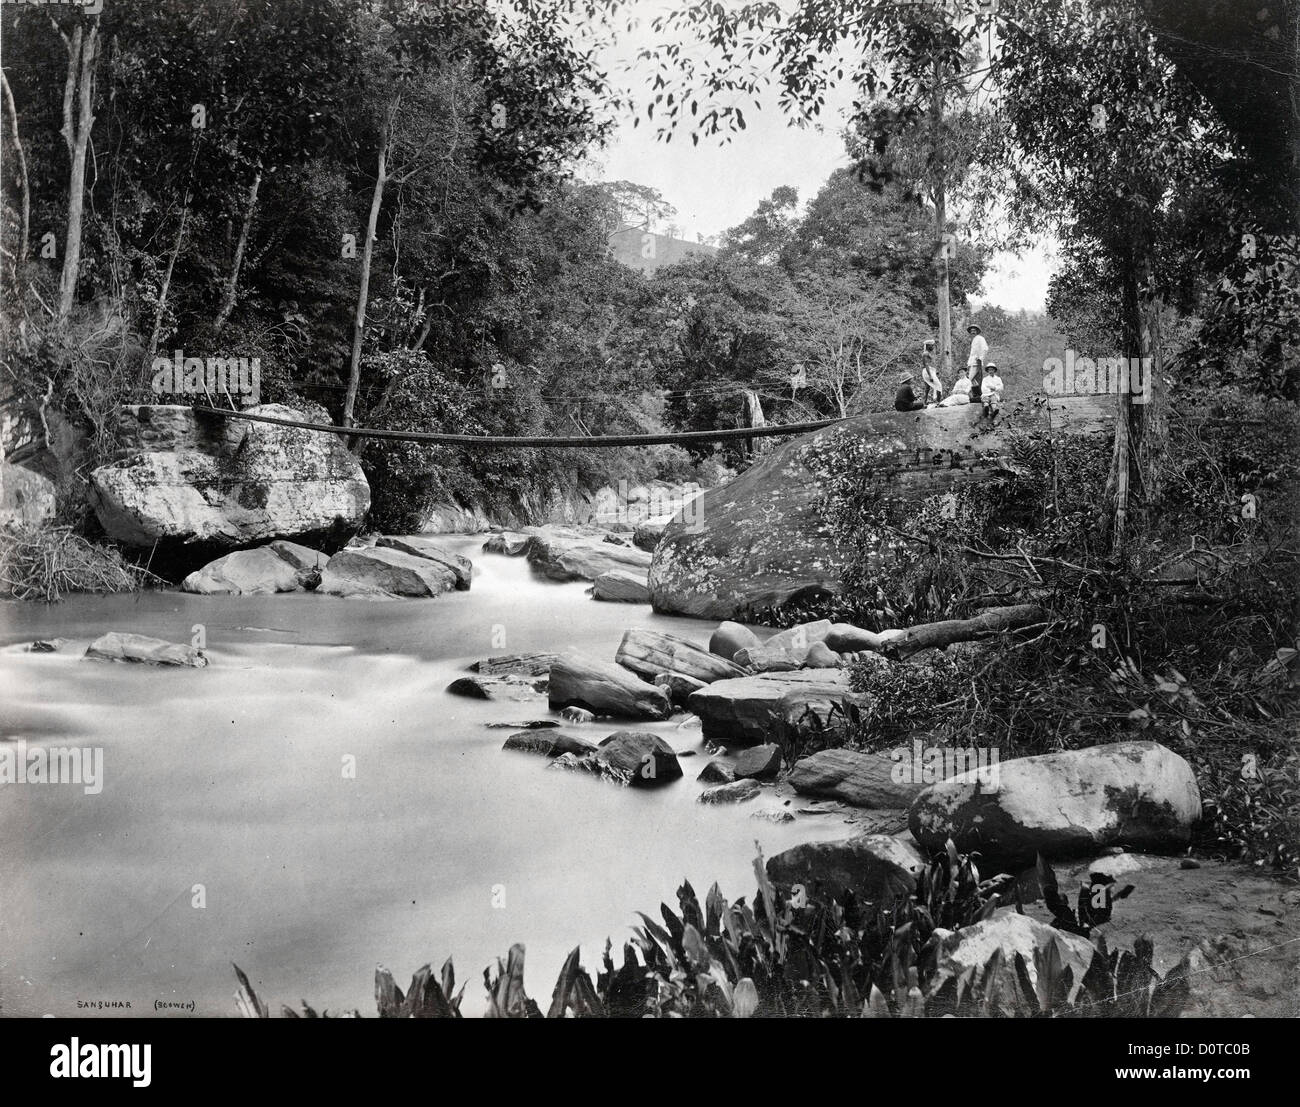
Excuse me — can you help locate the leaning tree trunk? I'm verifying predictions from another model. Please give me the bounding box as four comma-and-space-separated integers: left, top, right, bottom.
343, 124, 390, 434
214, 165, 263, 334
55, 18, 99, 333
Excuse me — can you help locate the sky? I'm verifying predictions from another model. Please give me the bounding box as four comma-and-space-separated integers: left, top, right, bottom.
581, 1, 1054, 313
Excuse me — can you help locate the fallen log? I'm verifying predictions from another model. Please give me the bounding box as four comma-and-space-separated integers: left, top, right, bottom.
875, 604, 1046, 659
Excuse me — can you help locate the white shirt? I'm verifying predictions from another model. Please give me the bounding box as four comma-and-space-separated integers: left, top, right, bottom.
967, 335, 988, 367
981, 372, 1003, 397
948, 374, 971, 399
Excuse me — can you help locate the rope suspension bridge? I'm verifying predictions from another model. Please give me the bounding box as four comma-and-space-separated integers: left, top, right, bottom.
192, 404, 841, 448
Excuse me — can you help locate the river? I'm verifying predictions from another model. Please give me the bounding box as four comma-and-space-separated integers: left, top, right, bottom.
0, 536, 851, 1017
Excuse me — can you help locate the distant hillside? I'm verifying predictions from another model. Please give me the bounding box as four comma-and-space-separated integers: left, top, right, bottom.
608, 227, 719, 274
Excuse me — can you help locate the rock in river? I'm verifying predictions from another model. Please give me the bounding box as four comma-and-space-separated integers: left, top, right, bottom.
708, 620, 761, 662
89, 403, 368, 573
591, 569, 650, 603
526, 532, 652, 583
84, 632, 208, 667
319, 547, 458, 598
502, 731, 596, 757
615, 628, 746, 685
908, 741, 1202, 866
698, 779, 761, 805
182, 546, 306, 595
733, 743, 782, 781
551, 731, 682, 786
375, 535, 472, 590
547, 652, 672, 720
447, 675, 546, 701
686, 669, 856, 746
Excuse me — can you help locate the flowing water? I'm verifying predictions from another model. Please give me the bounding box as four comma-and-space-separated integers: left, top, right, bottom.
0, 536, 850, 1017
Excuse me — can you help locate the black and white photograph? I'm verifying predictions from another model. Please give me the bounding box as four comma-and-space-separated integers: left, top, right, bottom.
0, 0, 1296, 1058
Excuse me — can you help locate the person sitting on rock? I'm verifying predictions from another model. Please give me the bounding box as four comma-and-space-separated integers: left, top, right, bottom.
938, 366, 973, 406
894, 371, 925, 411
980, 363, 1004, 417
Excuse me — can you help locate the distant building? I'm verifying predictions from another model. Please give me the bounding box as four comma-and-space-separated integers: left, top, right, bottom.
608, 226, 719, 275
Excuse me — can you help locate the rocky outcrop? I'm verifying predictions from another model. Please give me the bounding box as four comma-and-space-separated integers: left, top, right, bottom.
89, 404, 368, 574
84, 632, 207, 667
375, 536, 472, 590
319, 547, 457, 598
526, 532, 652, 583
548, 651, 672, 719
766, 835, 927, 901
591, 569, 650, 603
648, 397, 1113, 620
182, 546, 306, 594
788, 748, 924, 809
687, 670, 858, 746
615, 628, 746, 685
908, 741, 1202, 865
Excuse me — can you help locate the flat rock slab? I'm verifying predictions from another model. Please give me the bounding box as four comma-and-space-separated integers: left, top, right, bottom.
502, 731, 596, 757
698, 779, 761, 805
447, 675, 545, 701
182, 546, 303, 595
548, 651, 671, 720
789, 748, 924, 809
617, 628, 746, 685
319, 547, 457, 598
687, 670, 854, 746
471, 653, 557, 678
766, 834, 927, 901
268, 539, 329, 571
84, 632, 208, 668
908, 740, 1202, 866
527, 533, 652, 582
375, 535, 472, 590
592, 569, 651, 603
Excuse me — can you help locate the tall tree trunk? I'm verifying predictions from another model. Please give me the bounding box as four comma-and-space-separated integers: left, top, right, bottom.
1106, 215, 1166, 554
1, 68, 30, 273
55, 19, 99, 333
931, 57, 952, 376
214, 165, 262, 334
343, 126, 390, 433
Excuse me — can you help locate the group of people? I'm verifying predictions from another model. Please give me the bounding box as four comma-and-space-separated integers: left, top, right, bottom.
894, 323, 1004, 417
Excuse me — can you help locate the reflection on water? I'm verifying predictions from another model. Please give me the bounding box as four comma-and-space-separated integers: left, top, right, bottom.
0, 537, 849, 1017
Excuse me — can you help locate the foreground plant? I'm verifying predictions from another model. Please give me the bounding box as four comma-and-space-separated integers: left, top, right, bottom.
232, 845, 1200, 1018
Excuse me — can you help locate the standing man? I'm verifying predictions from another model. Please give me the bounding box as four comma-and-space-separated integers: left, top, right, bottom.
920, 341, 944, 405
966, 323, 987, 404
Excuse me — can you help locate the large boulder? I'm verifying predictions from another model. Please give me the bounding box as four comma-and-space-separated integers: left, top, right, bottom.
84, 632, 207, 667
375, 536, 472, 590
766, 835, 927, 901
929, 912, 1096, 1003
648, 398, 1114, 620
908, 741, 1202, 865
615, 628, 746, 685
632, 521, 667, 552
182, 546, 305, 594
591, 569, 650, 603
548, 651, 672, 719
526, 532, 652, 582
482, 531, 531, 556
788, 748, 924, 809
89, 404, 368, 574
318, 547, 457, 598
687, 670, 857, 747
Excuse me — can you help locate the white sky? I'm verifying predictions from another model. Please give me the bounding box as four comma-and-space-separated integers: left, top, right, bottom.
582, 0, 1053, 313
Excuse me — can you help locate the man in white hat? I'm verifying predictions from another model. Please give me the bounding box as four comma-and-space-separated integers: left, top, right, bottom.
980, 362, 1004, 417
966, 323, 987, 403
